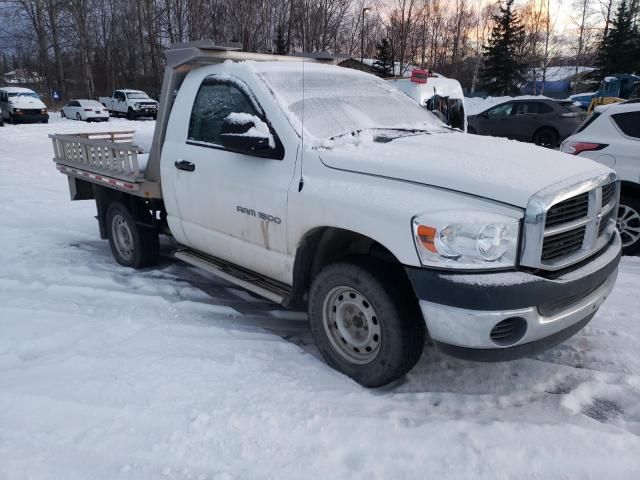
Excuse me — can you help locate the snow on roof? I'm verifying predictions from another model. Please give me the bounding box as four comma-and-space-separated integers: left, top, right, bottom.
527, 66, 595, 82
0, 86, 37, 93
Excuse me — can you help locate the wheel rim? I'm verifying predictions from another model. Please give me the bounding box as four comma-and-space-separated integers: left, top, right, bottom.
617, 204, 640, 248
76, 113, 81, 120
111, 213, 134, 261
322, 286, 381, 365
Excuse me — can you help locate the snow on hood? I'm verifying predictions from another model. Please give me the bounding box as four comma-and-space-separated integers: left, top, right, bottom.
9, 96, 46, 109
318, 131, 611, 208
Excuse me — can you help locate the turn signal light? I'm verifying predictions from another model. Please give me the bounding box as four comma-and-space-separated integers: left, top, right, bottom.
416, 225, 437, 253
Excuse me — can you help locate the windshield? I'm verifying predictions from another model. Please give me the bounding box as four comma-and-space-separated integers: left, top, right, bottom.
258, 64, 443, 141
126, 92, 149, 99
8, 92, 39, 99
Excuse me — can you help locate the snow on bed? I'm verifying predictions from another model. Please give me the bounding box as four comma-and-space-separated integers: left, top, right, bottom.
1, 114, 640, 479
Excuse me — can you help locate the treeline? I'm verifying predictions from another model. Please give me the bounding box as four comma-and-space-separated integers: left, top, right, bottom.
0, 0, 637, 101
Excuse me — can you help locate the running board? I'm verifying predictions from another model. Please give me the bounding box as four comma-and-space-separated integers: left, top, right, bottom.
174, 248, 291, 305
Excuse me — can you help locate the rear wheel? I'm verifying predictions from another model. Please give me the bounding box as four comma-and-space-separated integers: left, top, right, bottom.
106, 202, 159, 268
617, 195, 640, 255
533, 127, 558, 148
308, 260, 425, 387
60, 110, 66, 118
76, 112, 82, 121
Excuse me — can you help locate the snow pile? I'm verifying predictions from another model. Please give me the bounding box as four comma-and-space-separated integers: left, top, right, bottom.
1, 114, 640, 479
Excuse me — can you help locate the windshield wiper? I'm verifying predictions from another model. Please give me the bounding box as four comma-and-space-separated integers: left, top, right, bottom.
329, 127, 432, 142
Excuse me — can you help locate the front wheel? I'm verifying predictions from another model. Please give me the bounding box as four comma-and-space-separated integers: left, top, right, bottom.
308, 261, 425, 387
106, 202, 159, 268
126, 108, 136, 120
617, 195, 640, 255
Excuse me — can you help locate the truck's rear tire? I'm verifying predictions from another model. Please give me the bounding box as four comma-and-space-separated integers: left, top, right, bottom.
308, 260, 425, 387
106, 202, 159, 268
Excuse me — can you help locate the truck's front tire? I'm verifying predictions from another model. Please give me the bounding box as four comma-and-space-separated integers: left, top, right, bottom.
126, 108, 136, 120
106, 202, 159, 268
308, 260, 425, 387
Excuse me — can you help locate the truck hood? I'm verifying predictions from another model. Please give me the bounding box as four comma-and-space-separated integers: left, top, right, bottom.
318, 131, 612, 208
10, 97, 46, 109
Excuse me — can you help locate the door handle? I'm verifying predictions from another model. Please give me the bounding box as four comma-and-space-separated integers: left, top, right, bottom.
174, 160, 195, 172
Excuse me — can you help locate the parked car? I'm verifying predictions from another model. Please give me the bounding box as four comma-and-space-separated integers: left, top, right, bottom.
389, 72, 467, 131
61, 99, 110, 122
99, 89, 158, 119
467, 98, 582, 148
561, 102, 640, 254
0, 87, 49, 124
50, 41, 621, 388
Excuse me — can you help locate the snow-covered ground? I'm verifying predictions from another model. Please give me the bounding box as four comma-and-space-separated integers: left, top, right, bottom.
1, 115, 640, 479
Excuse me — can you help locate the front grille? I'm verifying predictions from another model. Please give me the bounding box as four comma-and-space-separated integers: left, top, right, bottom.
521, 176, 619, 271
598, 207, 616, 236
602, 183, 615, 207
545, 192, 589, 227
542, 226, 586, 260
22, 109, 44, 115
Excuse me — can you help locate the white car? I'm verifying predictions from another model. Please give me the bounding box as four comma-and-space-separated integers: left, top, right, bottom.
61, 99, 109, 122
561, 101, 640, 254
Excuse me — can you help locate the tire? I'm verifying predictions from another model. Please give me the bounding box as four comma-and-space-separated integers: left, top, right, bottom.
533, 127, 558, 148
106, 202, 159, 268
308, 260, 425, 387
617, 195, 640, 256
467, 125, 477, 134
60, 110, 66, 119
42, 119, 48, 124
126, 108, 136, 120
76, 112, 82, 121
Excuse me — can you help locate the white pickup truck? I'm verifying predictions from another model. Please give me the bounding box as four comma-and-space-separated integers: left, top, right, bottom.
99, 89, 158, 120
51, 41, 622, 387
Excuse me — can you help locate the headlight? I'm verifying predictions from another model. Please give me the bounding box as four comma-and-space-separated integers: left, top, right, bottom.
134, 103, 140, 109
14, 108, 21, 113
412, 210, 520, 270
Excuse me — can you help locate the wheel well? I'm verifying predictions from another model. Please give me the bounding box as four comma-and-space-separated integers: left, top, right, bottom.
288, 227, 412, 308
620, 180, 640, 199
93, 185, 165, 240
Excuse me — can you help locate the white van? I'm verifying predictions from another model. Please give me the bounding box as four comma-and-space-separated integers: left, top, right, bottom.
0, 87, 49, 124
389, 74, 466, 131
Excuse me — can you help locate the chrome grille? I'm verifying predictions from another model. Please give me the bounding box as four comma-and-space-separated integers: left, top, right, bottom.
520, 173, 620, 271
545, 193, 589, 227
542, 226, 586, 260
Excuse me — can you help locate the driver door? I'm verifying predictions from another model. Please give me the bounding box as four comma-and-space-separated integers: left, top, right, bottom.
481, 102, 514, 138
167, 75, 295, 283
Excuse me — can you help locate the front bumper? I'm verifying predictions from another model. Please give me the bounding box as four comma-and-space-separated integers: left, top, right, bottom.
406, 233, 621, 361
11, 112, 48, 123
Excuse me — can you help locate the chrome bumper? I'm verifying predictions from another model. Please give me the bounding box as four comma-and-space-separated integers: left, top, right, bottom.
420, 268, 617, 350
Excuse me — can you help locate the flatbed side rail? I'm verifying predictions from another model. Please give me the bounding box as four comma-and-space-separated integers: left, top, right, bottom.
49, 131, 143, 178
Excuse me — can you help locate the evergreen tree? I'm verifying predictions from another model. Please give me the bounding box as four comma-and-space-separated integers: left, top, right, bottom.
480, 0, 526, 95
597, 0, 640, 74
373, 38, 394, 77
274, 24, 287, 56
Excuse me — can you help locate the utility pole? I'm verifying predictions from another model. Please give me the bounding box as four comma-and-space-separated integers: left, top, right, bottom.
361, 7, 371, 70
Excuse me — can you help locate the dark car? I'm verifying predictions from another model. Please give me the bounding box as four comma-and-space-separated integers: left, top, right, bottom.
467, 99, 583, 148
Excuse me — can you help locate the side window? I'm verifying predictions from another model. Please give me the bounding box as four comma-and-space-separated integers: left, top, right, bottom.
188, 80, 260, 146
537, 102, 552, 114
71, 101, 81, 107
612, 112, 640, 139
487, 103, 513, 119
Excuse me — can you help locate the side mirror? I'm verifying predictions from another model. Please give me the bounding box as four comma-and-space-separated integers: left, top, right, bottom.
220, 113, 274, 154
